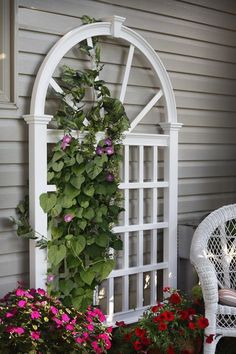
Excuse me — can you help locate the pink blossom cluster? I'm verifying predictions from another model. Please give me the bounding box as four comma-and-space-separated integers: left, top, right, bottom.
0, 287, 112, 353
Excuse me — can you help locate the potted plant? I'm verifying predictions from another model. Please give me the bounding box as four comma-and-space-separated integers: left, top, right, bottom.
111, 288, 211, 354
0, 286, 112, 353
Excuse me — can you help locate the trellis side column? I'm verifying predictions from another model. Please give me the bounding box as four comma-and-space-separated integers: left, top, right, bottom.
23, 114, 52, 289
159, 122, 182, 288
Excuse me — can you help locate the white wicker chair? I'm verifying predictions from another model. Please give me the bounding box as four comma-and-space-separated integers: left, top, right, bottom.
190, 204, 236, 354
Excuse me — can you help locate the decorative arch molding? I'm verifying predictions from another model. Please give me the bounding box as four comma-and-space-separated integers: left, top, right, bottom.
29, 16, 177, 123
24, 16, 182, 324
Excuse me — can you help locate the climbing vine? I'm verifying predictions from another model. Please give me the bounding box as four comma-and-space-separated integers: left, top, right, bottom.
24, 16, 129, 310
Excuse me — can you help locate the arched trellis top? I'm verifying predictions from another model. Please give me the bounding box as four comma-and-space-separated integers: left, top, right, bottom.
30, 15, 177, 125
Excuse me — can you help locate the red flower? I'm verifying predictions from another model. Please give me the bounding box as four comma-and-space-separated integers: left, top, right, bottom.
169, 292, 182, 305
206, 334, 215, 343
152, 305, 159, 313
188, 321, 195, 330
158, 322, 167, 331
142, 336, 151, 346
133, 340, 142, 350
135, 327, 145, 337
187, 308, 196, 316
168, 346, 175, 354
116, 321, 126, 327
163, 286, 171, 293
165, 311, 175, 322
197, 316, 209, 329
179, 310, 189, 320
153, 315, 161, 323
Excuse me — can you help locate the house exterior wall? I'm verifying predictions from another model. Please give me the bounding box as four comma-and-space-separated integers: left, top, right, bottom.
0, 0, 236, 295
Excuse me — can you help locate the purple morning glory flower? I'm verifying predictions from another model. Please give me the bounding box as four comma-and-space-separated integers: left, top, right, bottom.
104, 138, 112, 146
95, 146, 103, 155
64, 214, 74, 223
105, 146, 114, 156
106, 172, 115, 182
47, 274, 54, 283
61, 135, 72, 150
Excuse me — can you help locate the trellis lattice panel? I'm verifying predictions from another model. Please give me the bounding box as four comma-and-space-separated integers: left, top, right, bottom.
47, 130, 170, 324
104, 133, 169, 324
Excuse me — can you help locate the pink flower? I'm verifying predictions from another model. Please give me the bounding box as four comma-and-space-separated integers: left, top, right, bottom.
104, 138, 112, 146
37, 288, 46, 296
31, 331, 40, 340
6, 312, 14, 318
66, 324, 74, 331
61, 313, 70, 322
53, 317, 62, 327
47, 274, 54, 283
75, 337, 83, 344
14, 327, 25, 335
50, 306, 58, 315
105, 146, 114, 156
61, 135, 72, 150
64, 214, 74, 223
15, 288, 25, 297
96, 146, 104, 155
18, 300, 27, 308
105, 172, 114, 182
31, 310, 41, 319
83, 332, 89, 339
87, 323, 94, 331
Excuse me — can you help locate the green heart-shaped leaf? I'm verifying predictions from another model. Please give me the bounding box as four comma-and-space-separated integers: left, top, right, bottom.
80, 268, 96, 286
70, 176, 85, 190
40, 193, 57, 213
52, 161, 64, 172
48, 244, 66, 266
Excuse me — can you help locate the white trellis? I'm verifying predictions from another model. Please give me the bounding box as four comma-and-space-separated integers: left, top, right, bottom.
23, 16, 182, 324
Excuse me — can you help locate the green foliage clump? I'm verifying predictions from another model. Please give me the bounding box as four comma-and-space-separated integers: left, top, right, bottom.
38, 29, 129, 310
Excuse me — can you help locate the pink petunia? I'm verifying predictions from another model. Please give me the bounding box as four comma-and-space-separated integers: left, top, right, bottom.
31, 310, 41, 319
15, 288, 25, 297
14, 327, 25, 335
66, 324, 74, 331
37, 288, 46, 296
31, 331, 40, 340
61, 313, 70, 322
50, 306, 58, 315
87, 324, 94, 331
18, 300, 27, 308
6, 312, 14, 318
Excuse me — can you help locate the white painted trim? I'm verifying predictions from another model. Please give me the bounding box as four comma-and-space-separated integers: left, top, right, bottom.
29, 16, 177, 124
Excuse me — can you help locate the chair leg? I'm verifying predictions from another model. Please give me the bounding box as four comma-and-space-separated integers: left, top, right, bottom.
203, 339, 218, 354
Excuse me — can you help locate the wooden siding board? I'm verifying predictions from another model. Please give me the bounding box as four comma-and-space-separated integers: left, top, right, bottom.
18, 8, 236, 63
19, 0, 236, 31
0, 252, 29, 277
0, 231, 28, 254
0, 164, 28, 186
0, 274, 29, 297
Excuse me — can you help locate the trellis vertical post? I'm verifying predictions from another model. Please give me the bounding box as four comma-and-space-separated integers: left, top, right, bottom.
159, 122, 182, 288
23, 114, 52, 289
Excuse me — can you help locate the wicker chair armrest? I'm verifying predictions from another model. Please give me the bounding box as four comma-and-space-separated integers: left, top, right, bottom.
193, 258, 219, 305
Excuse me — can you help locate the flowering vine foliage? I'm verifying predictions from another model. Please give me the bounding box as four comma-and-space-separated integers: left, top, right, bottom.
111, 288, 211, 354
13, 16, 129, 310
40, 23, 129, 309
0, 287, 111, 353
